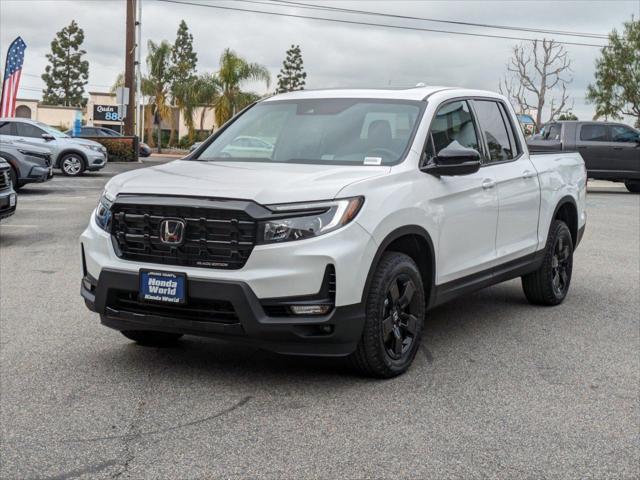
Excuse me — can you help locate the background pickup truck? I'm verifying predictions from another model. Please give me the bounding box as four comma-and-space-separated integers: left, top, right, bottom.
527, 120, 640, 192
81, 86, 587, 378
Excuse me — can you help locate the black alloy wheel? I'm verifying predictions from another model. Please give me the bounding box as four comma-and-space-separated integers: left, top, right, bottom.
382, 275, 419, 360
551, 234, 571, 297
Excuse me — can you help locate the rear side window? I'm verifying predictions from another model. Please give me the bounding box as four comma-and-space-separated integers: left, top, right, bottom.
0, 121, 15, 135
425, 100, 480, 159
473, 100, 515, 163
545, 124, 562, 141
580, 124, 607, 142
16, 122, 45, 138
609, 125, 639, 143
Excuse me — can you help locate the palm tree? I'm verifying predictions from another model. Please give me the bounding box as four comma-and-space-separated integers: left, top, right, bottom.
145, 40, 172, 152
214, 48, 270, 126
173, 73, 220, 142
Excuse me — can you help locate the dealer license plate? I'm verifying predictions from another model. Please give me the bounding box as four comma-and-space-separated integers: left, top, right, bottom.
139, 270, 186, 304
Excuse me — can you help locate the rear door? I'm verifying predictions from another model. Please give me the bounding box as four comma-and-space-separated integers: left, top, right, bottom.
422, 99, 499, 283
472, 99, 540, 262
608, 124, 640, 178
576, 123, 610, 175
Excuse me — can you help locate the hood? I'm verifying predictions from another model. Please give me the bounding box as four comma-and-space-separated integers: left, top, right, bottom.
106, 160, 390, 204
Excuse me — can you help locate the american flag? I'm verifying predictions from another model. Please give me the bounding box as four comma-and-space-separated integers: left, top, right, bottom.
1, 37, 27, 118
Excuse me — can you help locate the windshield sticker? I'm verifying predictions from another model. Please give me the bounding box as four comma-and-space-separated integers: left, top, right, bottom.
364, 157, 382, 165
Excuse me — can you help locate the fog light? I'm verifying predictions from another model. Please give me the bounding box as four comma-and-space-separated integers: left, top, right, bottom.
289, 305, 332, 315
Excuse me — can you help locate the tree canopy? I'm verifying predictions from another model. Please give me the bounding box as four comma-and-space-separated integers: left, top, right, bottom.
586, 18, 640, 127
276, 44, 307, 93
41, 20, 89, 107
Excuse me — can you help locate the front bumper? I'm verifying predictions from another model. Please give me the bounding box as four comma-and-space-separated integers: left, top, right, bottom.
86, 153, 107, 171
0, 190, 17, 219
20, 165, 50, 184
81, 268, 365, 356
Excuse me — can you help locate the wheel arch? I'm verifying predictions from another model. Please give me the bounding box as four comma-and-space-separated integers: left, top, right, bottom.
56, 149, 88, 169
552, 195, 578, 246
361, 225, 436, 307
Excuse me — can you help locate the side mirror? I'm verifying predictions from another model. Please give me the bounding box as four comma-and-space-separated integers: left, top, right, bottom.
41, 133, 55, 141
421, 144, 482, 176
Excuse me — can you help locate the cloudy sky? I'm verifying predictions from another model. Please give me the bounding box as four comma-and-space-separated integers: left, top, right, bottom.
1, 0, 638, 121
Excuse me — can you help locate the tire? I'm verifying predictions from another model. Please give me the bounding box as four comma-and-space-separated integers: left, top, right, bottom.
60, 153, 85, 176
348, 252, 426, 378
120, 330, 183, 346
8, 165, 19, 190
624, 180, 640, 193
522, 220, 573, 306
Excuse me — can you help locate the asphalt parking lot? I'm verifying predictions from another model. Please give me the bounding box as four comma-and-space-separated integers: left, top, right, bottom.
1, 161, 638, 480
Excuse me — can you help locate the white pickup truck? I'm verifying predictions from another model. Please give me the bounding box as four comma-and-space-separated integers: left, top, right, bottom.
81, 86, 587, 377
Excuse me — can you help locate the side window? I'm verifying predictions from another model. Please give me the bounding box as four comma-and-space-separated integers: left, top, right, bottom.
472, 100, 514, 162
16, 122, 45, 138
579, 124, 607, 142
609, 125, 639, 143
545, 124, 562, 141
425, 100, 479, 160
0, 121, 15, 135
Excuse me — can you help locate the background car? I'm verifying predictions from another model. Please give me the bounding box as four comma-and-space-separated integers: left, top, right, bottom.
0, 140, 52, 190
0, 157, 17, 220
0, 118, 107, 176
65, 126, 152, 157
218, 135, 274, 158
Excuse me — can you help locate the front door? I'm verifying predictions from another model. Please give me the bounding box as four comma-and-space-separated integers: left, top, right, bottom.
421, 99, 499, 284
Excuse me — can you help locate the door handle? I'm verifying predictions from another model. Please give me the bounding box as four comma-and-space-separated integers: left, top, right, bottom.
522, 170, 536, 179
481, 179, 496, 189
577, 145, 587, 149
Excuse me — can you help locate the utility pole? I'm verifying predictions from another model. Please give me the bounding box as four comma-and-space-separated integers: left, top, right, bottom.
135, 0, 143, 140
123, 0, 136, 136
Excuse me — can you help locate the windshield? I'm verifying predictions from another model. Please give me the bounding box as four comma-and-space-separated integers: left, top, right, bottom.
36, 121, 69, 138
196, 99, 423, 166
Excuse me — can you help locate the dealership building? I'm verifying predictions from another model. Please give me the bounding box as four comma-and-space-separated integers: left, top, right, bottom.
14, 91, 216, 140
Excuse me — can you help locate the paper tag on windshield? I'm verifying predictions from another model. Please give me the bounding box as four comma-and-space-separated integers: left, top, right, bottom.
364, 157, 382, 166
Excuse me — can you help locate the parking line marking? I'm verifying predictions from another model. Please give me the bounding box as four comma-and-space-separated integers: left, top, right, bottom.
0, 224, 37, 228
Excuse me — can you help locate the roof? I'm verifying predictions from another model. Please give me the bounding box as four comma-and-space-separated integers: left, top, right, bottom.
263, 85, 504, 102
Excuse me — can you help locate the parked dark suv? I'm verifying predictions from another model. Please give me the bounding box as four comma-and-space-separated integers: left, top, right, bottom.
527, 121, 640, 192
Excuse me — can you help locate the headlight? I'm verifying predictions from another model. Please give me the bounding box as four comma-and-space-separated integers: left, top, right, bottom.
88, 145, 105, 153
257, 197, 364, 244
94, 191, 115, 231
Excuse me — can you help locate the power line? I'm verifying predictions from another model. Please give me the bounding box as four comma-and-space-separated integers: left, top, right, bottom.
259, 0, 609, 39
22, 73, 113, 90
155, 0, 607, 48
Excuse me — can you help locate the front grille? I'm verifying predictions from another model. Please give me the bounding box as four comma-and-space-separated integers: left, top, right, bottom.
108, 289, 239, 324
111, 201, 258, 269
0, 170, 10, 191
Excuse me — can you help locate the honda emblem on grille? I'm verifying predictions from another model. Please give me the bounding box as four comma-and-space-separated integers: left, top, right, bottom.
159, 218, 186, 245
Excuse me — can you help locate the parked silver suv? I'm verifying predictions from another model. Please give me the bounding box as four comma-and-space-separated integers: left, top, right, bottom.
0, 118, 107, 176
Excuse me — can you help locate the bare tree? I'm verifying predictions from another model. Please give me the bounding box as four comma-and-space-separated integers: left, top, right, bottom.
499, 39, 574, 127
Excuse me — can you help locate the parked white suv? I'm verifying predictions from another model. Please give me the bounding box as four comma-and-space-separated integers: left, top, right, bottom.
81, 87, 587, 377
0, 118, 107, 176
